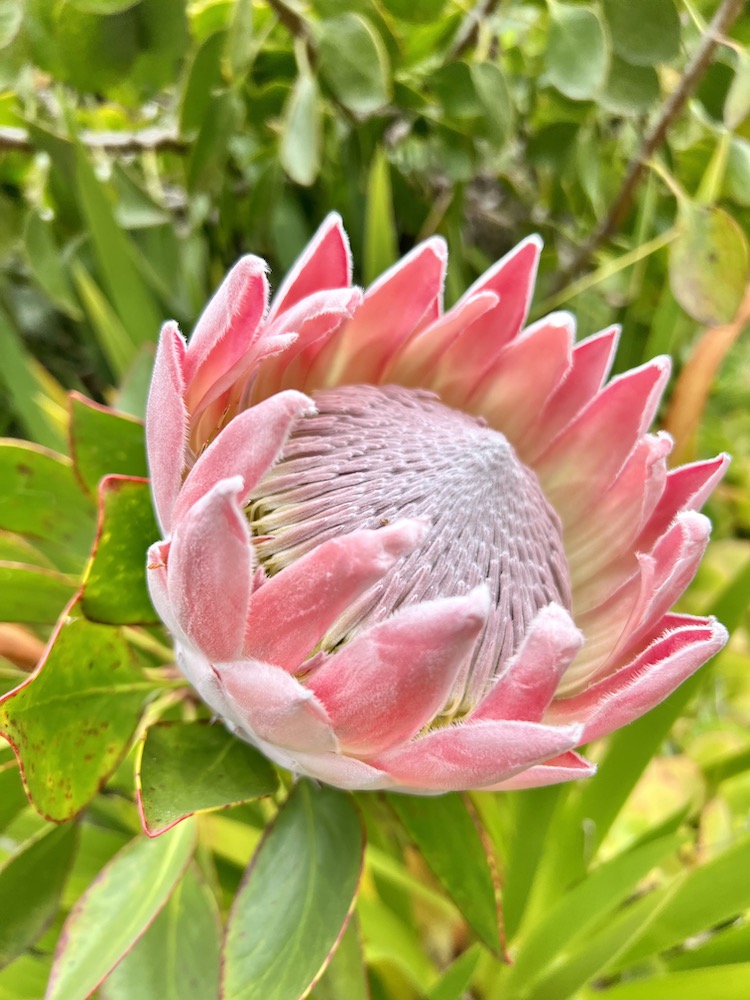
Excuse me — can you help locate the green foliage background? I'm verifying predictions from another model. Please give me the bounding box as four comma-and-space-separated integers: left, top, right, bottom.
1, 1, 750, 998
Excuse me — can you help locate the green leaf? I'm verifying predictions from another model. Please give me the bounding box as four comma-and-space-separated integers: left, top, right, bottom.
81, 476, 159, 625
725, 138, 750, 208
669, 203, 749, 326
137, 721, 278, 836
601, 57, 660, 115
0, 441, 95, 570
425, 943, 482, 1000
99, 866, 221, 1000
0, 0, 22, 48
0, 762, 28, 832
69, 394, 148, 495
387, 794, 500, 955
0, 612, 153, 820
113, 344, 156, 420
364, 147, 398, 284
507, 833, 682, 993
546, 3, 609, 102
602, 0, 679, 67
23, 212, 82, 318
187, 90, 242, 193
470, 62, 514, 148
179, 30, 226, 135
311, 914, 368, 1000
68, 1, 141, 12
725, 51, 750, 130
317, 13, 391, 115
594, 965, 750, 1000
74, 141, 162, 351
225, 0, 253, 81
610, 832, 750, 972
0, 563, 76, 623
71, 261, 139, 379
222, 781, 364, 1000
0, 307, 69, 454
280, 72, 321, 186
46, 820, 197, 1000
0, 823, 79, 970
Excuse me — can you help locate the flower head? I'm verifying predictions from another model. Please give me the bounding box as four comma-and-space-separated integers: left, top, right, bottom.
146, 214, 728, 793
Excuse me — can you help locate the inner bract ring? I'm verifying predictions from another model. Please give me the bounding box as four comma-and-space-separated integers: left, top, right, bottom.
247, 383, 571, 716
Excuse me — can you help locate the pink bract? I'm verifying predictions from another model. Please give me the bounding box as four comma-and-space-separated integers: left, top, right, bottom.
145, 213, 728, 793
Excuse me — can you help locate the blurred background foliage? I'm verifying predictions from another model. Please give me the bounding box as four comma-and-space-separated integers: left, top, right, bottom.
2, 1, 750, 998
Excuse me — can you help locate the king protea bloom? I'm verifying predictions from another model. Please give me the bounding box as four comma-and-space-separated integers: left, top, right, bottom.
146, 215, 728, 793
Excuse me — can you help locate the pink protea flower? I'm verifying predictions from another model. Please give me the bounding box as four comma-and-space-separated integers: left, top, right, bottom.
145, 214, 728, 793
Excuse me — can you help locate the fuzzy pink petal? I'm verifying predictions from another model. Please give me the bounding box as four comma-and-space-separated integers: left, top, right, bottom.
567, 433, 672, 603
637, 453, 730, 552
184, 255, 269, 411
146, 322, 188, 533
482, 751, 596, 790
547, 617, 728, 742
370, 720, 583, 792
282, 750, 394, 790
307, 588, 489, 755
168, 477, 251, 662
146, 541, 183, 640
252, 288, 363, 400
306, 239, 447, 389
456, 235, 542, 352
523, 326, 619, 459
466, 313, 574, 439
244, 520, 427, 670
268, 213, 352, 319
535, 358, 671, 520
470, 604, 583, 723
384, 291, 498, 387
621, 510, 712, 656
217, 659, 337, 753
171, 390, 314, 527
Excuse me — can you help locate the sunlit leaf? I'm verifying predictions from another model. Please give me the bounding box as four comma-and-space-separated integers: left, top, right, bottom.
69, 394, 147, 495
425, 943, 482, 1000
0, 0, 22, 48
364, 148, 398, 284
724, 50, 750, 130
137, 721, 278, 836
546, 3, 609, 101
100, 866, 221, 1000
311, 914, 368, 1000
0, 441, 95, 571
222, 781, 364, 1000
46, 820, 197, 1000
280, 72, 321, 187
0, 610, 154, 820
0, 562, 76, 623
591, 965, 750, 1000
669, 203, 749, 326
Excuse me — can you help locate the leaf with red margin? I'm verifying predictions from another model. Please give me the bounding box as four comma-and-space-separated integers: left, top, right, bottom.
137, 721, 278, 837
69, 393, 148, 495
82, 476, 160, 625
221, 780, 365, 1000
46, 819, 197, 1000
0, 601, 156, 821
99, 865, 221, 1000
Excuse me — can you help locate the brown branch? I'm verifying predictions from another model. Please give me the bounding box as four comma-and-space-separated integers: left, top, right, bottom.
266, 0, 311, 42
550, 0, 746, 293
0, 125, 188, 155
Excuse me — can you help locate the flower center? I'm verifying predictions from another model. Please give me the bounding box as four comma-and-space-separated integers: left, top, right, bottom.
248, 384, 571, 712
